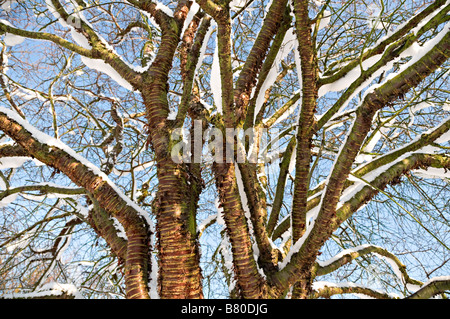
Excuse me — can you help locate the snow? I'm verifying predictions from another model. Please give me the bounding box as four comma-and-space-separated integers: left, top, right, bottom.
313, 0, 325, 6
413, 167, 450, 180
254, 61, 278, 122
155, 2, 174, 17
0, 282, 82, 299
210, 33, 223, 114
278, 215, 316, 269
197, 213, 217, 234
368, 0, 449, 57
373, 252, 404, 282
112, 217, 128, 240
316, 244, 375, 267
149, 246, 159, 299
0, 193, 18, 208
356, 116, 396, 163
293, 41, 303, 95
194, 24, 214, 80
45, 0, 71, 29
312, 280, 399, 299
291, 116, 449, 233
0, 106, 153, 230
214, 197, 236, 293
317, 24, 450, 182
0, 19, 25, 47
435, 129, 450, 144
4, 33, 25, 46
181, 2, 200, 38
214, 197, 225, 225
21, 191, 80, 201
336, 136, 447, 211
357, 21, 450, 105
219, 235, 237, 294
45, 0, 148, 90
1, 0, 13, 12
230, 0, 248, 11
318, 11, 331, 30
318, 53, 383, 98
0, 156, 31, 169
443, 100, 450, 111
421, 276, 450, 288
318, 2, 449, 123
234, 164, 266, 279
13, 86, 47, 102
70, 28, 91, 50
253, 28, 298, 123
80, 56, 134, 91
4, 226, 35, 252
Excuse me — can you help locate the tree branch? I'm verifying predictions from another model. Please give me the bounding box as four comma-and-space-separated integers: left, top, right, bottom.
234, 0, 289, 125
406, 277, 450, 299
311, 282, 396, 299
268, 29, 450, 296
0, 107, 152, 299
314, 244, 422, 288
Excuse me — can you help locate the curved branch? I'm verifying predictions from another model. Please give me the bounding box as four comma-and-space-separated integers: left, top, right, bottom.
294, 27, 450, 267
234, 0, 289, 125
406, 277, 450, 299
0, 107, 152, 299
311, 282, 396, 299
271, 116, 450, 241
314, 244, 422, 288
318, 0, 449, 86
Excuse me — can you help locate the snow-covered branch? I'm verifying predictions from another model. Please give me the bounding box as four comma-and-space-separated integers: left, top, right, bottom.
316, 0, 450, 129
271, 117, 450, 241
406, 276, 450, 299
315, 244, 422, 288
311, 281, 397, 299
0, 106, 153, 298
0, 282, 81, 299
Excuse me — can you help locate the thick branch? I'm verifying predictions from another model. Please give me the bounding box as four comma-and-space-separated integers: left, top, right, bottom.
234, 0, 289, 125
316, 4, 450, 130
269, 29, 450, 297
0, 107, 151, 299
0, 20, 142, 90
318, 0, 449, 86
406, 277, 450, 299
291, 0, 319, 250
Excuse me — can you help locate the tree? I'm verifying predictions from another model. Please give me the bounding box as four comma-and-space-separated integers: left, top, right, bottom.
0, 0, 449, 299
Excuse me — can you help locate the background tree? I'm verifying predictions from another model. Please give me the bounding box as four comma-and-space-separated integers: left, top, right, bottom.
0, 0, 449, 299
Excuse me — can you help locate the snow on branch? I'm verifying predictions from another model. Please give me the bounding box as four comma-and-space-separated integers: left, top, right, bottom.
406, 276, 450, 299
270, 117, 450, 242
315, 244, 423, 288
0, 106, 153, 231
0, 282, 81, 299
315, 24, 450, 227
311, 281, 398, 299
234, 164, 266, 279
318, 0, 450, 91
35, 0, 144, 89
316, 1, 450, 129
0, 183, 85, 205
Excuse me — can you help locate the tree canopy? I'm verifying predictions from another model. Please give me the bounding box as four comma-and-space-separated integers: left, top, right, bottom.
0, 0, 449, 299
